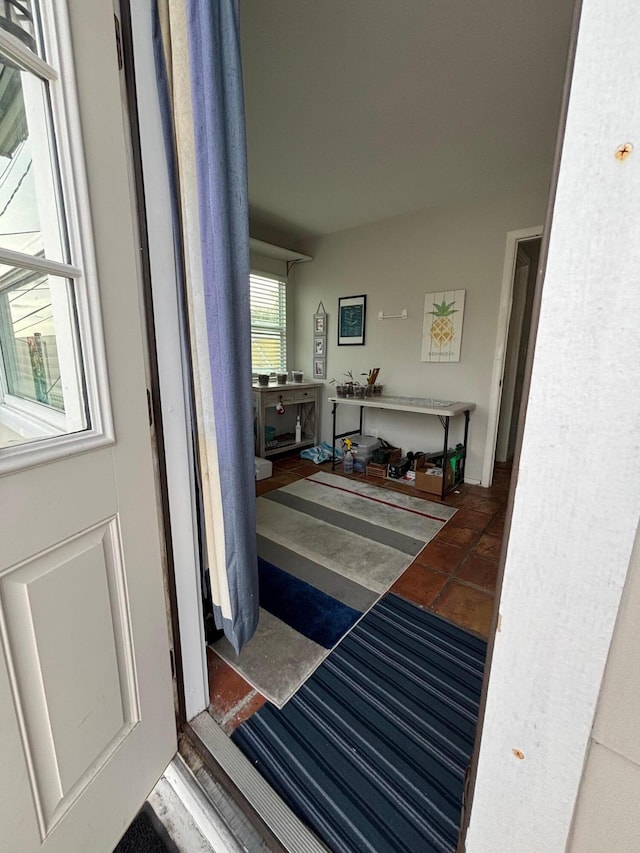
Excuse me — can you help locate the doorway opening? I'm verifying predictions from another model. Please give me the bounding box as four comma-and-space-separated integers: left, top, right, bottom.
482, 226, 544, 486
121, 1, 576, 844
495, 238, 541, 465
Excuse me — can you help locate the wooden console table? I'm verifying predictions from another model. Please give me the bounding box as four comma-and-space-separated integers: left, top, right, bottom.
329, 395, 476, 499
253, 381, 323, 458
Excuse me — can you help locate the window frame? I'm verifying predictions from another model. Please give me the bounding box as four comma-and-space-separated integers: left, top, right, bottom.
0, 2, 114, 474
249, 269, 288, 374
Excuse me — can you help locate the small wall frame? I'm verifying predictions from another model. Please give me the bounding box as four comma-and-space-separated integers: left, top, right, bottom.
313, 301, 327, 377
313, 313, 326, 334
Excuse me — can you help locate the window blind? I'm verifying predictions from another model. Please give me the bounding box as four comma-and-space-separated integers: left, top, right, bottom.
250, 273, 287, 372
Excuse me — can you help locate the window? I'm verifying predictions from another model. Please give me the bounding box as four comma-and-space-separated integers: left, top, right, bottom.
0, 2, 109, 464
0, 269, 66, 411
250, 272, 287, 373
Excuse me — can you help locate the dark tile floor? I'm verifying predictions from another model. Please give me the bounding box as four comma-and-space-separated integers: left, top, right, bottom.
208, 456, 511, 732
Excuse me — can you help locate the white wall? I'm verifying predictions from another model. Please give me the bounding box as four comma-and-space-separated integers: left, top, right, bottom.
292, 179, 549, 481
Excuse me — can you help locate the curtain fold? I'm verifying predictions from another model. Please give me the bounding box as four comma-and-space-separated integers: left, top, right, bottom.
153, 0, 258, 653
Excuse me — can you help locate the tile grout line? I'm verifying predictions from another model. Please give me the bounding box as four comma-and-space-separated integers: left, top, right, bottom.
219, 689, 260, 730
412, 502, 503, 611
429, 577, 452, 612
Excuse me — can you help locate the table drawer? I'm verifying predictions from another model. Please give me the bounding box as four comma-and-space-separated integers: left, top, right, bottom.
266, 389, 296, 404
265, 388, 317, 405
290, 388, 316, 403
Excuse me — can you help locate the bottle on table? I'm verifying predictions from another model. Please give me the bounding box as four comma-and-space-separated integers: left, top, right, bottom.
342, 437, 354, 474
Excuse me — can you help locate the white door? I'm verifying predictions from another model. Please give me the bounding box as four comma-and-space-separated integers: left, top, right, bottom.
0, 2, 176, 851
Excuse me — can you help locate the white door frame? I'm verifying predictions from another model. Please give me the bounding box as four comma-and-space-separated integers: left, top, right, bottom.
128, 4, 209, 721
494, 253, 530, 463
467, 0, 640, 847
481, 225, 543, 486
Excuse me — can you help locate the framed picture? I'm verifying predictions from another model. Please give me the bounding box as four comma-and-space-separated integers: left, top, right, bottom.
313, 357, 326, 379
338, 295, 367, 346
314, 336, 326, 357
314, 314, 326, 334
421, 289, 466, 362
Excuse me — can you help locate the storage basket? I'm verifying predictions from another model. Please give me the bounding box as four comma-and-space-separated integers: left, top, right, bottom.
366, 462, 388, 479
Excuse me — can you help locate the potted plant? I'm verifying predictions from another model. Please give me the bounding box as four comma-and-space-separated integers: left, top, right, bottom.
329, 377, 347, 398
362, 368, 381, 396
343, 370, 361, 397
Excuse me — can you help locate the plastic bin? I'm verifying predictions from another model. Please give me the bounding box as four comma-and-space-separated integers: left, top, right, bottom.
350, 435, 381, 456
353, 451, 373, 473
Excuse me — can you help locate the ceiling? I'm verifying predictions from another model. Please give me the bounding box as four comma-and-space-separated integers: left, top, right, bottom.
240, 0, 576, 247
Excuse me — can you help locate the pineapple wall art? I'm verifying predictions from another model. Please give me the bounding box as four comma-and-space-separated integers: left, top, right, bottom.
421, 290, 466, 362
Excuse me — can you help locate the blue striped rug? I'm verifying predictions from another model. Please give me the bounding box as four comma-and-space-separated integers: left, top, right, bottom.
232, 594, 486, 853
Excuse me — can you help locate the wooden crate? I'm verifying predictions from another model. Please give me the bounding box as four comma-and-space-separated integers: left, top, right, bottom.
366, 462, 388, 479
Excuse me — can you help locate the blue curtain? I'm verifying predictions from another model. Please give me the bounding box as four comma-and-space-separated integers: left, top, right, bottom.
153, 0, 258, 653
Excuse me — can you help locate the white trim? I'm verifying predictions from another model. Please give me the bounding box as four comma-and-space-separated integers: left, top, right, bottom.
45, 0, 114, 446
130, 3, 208, 721
494, 262, 529, 463
0, 395, 66, 436
0, 249, 81, 279
0, 27, 58, 81
481, 225, 542, 486
0, 429, 114, 474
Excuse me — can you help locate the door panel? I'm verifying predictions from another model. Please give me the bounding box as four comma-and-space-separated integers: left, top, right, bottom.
1, 518, 137, 833
0, 1, 176, 850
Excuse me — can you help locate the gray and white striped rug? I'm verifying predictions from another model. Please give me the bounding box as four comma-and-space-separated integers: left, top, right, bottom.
213, 472, 456, 705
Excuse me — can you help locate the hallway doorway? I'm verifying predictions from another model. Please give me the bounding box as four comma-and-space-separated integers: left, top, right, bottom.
495, 238, 541, 464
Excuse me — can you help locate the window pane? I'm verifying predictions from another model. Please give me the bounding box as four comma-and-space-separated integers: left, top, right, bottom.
0, 265, 88, 447
251, 331, 285, 372
0, 1, 41, 56
250, 273, 286, 372
0, 58, 67, 260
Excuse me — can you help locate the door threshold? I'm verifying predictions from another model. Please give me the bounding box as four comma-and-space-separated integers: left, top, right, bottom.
184, 711, 329, 853
150, 752, 250, 852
